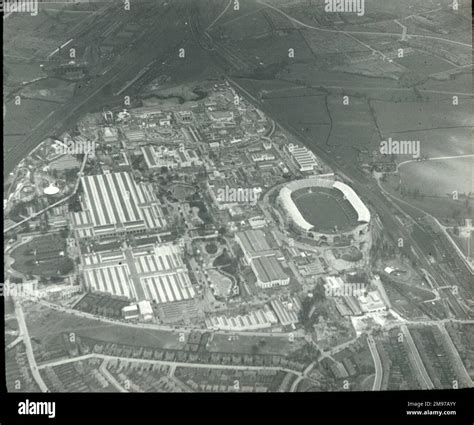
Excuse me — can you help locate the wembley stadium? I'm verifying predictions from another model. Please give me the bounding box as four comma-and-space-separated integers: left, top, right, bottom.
278, 178, 371, 239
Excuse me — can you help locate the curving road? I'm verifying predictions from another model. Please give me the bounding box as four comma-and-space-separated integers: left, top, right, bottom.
257, 1, 472, 48
367, 335, 383, 391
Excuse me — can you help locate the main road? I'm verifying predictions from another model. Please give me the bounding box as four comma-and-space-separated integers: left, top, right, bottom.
14, 298, 49, 392
401, 325, 434, 390
367, 335, 383, 391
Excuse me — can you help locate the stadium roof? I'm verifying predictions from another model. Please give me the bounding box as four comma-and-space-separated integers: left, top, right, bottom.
279, 178, 370, 231
279, 186, 313, 231
333, 182, 371, 223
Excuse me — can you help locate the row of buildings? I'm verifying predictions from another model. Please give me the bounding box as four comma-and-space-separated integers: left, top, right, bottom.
324, 276, 387, 318
286, 144, 319, 173
71, 171, 168, 238
82, 243, 195, 305
141, 145, 203, 170
205, 307, 278, 331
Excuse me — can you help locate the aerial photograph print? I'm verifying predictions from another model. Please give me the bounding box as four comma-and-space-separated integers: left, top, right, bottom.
2, 0, 473, 424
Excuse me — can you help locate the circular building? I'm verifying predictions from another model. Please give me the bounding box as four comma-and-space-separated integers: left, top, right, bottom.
278, 178, 370, 242
43, 183, 60, 196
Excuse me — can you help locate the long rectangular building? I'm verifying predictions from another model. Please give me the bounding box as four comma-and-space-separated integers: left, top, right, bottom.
205, 308, 278, 331
72, 171, 167, 237
82, 243, 195, 306
288, 144, 318, 172
251, 256, 289, 289
142, 146, 202, 170
235, 229, 275, 262
84, 263, 136, 299
270, 298, 300, 326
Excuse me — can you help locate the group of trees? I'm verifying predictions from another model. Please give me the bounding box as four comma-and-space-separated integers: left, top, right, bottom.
250, 339, 267, 355
299, 284, 328, 333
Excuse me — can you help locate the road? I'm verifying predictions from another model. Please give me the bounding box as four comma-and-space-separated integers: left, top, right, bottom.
230, 71, 461, 316
436, 323, 473, 388
367, 336, 383, 391
394, 19, 407, 41
226, 61, 469, 321
375, 177, 472, 320
289, 362, 315, 392
401, 325, 434, 390
396, 154, 474, 172
5, 151, 89, 233
33, 297, 304, 339
229, 62, 474, 318
14, 299, 49, 392
38, 353, 305, 378
4, 1, 193, 177
99, 359, 127, 392
206, 0, 233, 31
376, 176, 474, 276
257, 1, 472, 48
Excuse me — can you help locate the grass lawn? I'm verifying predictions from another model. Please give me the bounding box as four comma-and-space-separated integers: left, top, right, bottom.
292, 189, 357, 233
10, 234, 73, 278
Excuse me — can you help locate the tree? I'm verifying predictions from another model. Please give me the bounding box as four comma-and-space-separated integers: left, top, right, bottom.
59, 226, 69, 239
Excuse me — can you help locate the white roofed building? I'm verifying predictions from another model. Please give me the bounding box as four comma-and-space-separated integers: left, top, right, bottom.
251, 256, 289, 288
82, 243, 197, 313
138, 300, 154, 321
205, 308, 278, 331
287, 144, 318, 173
71, 171, 167, 238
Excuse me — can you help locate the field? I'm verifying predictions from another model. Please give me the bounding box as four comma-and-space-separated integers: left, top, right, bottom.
399, 157, 473, 197
170, 183, 196, 200
4, 97, 59, 172
327, 96, 380, 152
10, 234, 74, 279
394, 51, 454, 75
207, 333, 304, 356
74, 293, 130, 319
381, 171, 473, 222
371, 99, 472, 159
291, 188, 358, 233
3, 2, 102, 176
24, 303, 188, 357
